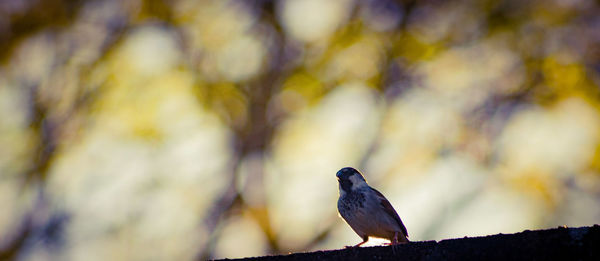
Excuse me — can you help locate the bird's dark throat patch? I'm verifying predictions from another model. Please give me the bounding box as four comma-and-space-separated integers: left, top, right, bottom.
339, 179, 353, 193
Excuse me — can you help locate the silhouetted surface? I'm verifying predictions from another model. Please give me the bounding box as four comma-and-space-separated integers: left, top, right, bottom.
214, 225, 599, 261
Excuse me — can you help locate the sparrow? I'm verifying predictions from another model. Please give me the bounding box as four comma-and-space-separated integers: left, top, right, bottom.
336, 167, 409, 247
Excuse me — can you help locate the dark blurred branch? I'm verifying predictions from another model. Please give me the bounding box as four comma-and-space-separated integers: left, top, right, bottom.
0, 81, 56, 260
0, 0, 83, 62
197, 1, 288, 259
0, 211, 33, 260
0, 8, 130, 257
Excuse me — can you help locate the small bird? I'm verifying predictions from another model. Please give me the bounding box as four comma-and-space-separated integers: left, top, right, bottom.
336, 167, 409, 247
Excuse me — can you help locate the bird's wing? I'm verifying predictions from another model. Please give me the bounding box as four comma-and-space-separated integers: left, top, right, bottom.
370, 187, 408, 238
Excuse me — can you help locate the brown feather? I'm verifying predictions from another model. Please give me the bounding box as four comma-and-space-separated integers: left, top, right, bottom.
370, 187, 408, 238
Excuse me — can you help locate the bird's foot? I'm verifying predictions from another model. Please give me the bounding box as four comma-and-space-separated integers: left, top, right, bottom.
347, 239, 368, 248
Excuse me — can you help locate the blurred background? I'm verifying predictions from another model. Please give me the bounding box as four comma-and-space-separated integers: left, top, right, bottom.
1, 0, 600, 260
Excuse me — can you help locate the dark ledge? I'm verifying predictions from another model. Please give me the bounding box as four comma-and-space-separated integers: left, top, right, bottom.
213, 225, 599, 261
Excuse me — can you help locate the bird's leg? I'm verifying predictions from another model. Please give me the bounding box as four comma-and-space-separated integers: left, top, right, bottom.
354, 236, 369, 247
391, 232, 400, 254
385, 232, 400, 246
385, 232, 403, 255
346, 236, 368, 248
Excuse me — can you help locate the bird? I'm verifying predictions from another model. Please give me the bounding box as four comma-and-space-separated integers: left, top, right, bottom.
336, 167, 409, 247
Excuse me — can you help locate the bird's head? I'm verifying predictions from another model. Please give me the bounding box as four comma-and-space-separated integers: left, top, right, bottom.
336, 167, 368, 194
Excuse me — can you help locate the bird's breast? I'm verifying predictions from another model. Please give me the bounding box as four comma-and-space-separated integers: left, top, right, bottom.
337, 191, 366, 216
